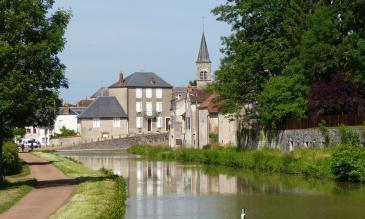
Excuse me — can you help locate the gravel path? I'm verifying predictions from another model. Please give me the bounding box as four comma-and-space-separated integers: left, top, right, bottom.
0, 153, 76, 219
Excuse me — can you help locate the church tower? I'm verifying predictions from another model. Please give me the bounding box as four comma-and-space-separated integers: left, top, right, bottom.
196, 32, 211, 89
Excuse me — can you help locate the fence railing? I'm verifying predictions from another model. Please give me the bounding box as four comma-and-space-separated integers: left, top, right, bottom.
286, 115, 365, 129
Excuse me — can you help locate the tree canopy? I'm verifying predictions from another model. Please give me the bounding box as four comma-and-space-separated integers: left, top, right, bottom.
212, 0, 365, 128
0, 0, 71, 179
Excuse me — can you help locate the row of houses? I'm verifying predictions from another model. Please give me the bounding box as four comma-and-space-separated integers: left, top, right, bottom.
25, 32, 238, 148
168, 33, 237, 148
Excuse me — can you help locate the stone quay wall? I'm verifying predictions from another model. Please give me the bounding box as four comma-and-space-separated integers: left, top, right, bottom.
257, 127, 365, 151
54, 133, 168, 150
49, 136, 82, 147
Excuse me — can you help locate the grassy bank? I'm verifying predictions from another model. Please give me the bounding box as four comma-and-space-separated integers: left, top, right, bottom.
0, 162, 35, 213
128, 145, 333, 178
32, 152, 127, 219
128, 144, 365, 182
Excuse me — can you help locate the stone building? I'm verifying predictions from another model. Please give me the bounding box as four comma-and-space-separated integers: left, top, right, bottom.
169, 32, 213, 148
198, 94, 219, 146
78, 96, 129, 141
218, 114, 237, 146
108, 72, 173, 134
196, 32, 212, 89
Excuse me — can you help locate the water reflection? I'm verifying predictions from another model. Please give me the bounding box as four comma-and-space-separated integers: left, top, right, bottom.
58, 151, 365, 219
64, 152, 239, 196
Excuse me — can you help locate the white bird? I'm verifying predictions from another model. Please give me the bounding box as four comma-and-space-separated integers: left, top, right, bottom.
241, 208, 246, 219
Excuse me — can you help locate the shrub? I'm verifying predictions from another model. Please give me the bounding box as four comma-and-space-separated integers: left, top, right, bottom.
51, 126, 77, 139
338, 125, 361, 146
127, 145, 334, 180
3, 141, 21, 175
330, 145, 365, 182
319, 121, 330, 147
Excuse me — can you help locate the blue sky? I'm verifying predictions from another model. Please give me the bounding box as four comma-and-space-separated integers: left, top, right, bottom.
54, 0, 230, 103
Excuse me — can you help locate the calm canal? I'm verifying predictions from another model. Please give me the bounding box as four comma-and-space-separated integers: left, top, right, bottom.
57, 150, 365, 219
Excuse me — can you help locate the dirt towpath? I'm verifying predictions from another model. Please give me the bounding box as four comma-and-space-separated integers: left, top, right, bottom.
0, 153, 76, 219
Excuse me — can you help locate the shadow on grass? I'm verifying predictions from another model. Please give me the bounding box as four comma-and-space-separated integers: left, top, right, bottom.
35, 175, 116, 189
1, 175, 117, 191
27, 161, 54, 166
0, 179, 36, 190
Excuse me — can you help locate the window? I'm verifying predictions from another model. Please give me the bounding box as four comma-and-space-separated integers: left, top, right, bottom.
136, 102, 142, 113
93, 118, 100, 128
156, 102, 162, 113
33, 127, 37, 134
136, 117, 143, 128
156, 88, 162, 98
136, 88, 142, 99
146, 88, 152, 98
26, 128, 31, 134
157, 117, 163, 128
113, 118, 120, 128
146, 102, 152, 116
200, 71, 204, 80
200, 70, 208, 80
186, 117, 191, 129
165, 118, 171, 131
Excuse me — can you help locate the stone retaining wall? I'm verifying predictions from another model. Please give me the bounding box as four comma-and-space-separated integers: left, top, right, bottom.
50, 136, 82, 147
54, 133, 168, 150
256, 127, 365, 151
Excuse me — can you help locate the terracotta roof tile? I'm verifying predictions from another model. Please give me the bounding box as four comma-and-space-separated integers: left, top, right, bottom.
199, 94, 219, 113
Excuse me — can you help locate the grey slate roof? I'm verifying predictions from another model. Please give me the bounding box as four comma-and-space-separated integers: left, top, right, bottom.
78, 96, 128, 119
90, 87, 109, 99
109, 72, 173, 88
196, 32, 211, 63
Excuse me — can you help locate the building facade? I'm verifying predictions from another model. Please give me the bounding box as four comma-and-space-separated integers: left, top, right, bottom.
109, 72, 173, 134
169, 32, 214, 148
78, 96, 129, 141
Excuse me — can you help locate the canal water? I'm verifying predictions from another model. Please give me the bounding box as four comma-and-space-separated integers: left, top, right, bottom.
57, 151, 365, 219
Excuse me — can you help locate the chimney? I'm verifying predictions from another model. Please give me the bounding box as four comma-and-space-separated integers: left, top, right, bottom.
119, 72, 124, 84
63, 103, 70, 115
150, 76, 156, 85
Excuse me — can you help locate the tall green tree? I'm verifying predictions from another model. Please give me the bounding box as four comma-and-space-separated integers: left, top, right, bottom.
259, 73, 308, 129
211, 0, 311, 114
0, 0, 70, 180
213, 0, 365, 127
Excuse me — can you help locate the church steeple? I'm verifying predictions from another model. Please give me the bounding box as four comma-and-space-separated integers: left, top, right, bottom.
196, 32, 211, 63
196, 32, 212, 89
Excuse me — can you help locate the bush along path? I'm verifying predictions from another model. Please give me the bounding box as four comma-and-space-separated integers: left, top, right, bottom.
31, 152, 127, 219
0, 153, 76, 219
128, 144, 365, 183
0, 142, 35, 214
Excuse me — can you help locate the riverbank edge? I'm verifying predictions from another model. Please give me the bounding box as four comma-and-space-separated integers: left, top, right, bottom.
0, 161, 35, 213
31, 152, 127, 219
127, 145, 334, 179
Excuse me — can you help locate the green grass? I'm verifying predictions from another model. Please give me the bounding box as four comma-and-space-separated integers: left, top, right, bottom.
128, 145, 334, 179
0, 162, 35, 213
32, 152, 127, 219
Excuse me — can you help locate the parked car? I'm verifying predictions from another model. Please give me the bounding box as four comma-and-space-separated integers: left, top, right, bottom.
21, 139, 41, 148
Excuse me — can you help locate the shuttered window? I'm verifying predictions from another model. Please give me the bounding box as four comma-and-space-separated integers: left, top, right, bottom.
156, 102, 162, 113
146, 102, 152, 116
146, 88, 152, 98
156, 88, 162, 98
157, 117, 163, 128
136, 117, 143, 128
113, 118, 120, 128
136, 88, 142, 98
136, 102, 142, 113
93, 118, 100, 128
